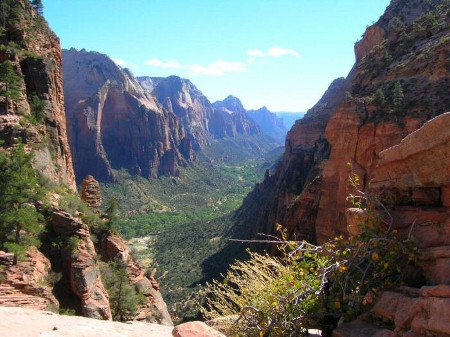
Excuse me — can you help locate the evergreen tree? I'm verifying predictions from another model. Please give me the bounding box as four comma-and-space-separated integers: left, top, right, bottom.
0, 60, 22, 113
392, 81, 404, 112
101, 261, 142, 321
104, 197, 118, 232
30, 0, 44, 15
0, 143, 43, 264
372, 88, 386, 106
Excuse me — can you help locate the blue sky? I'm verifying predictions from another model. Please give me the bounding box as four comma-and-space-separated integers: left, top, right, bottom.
43, 0, 390, 112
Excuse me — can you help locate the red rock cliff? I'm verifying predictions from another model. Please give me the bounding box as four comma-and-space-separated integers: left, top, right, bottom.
238, 0, 450, 244
0, 0, 76, 190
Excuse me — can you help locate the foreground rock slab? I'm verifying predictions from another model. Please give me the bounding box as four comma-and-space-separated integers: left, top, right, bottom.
0, 306, 172, 337
173, 321, 226, 337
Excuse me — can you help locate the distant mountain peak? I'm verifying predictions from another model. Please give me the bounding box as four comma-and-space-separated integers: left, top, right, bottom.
213, 95, 246, 114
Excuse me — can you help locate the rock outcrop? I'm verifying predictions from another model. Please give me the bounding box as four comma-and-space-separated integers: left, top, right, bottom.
52, 210, 112, 320
0, 248, 58, 311
81, 175, 102, 208
172, 321, 226, 337
333, 113, 450, 336
0, 0, 76, 190
247, 106, 287, 143
63, 49, 194, 183
237, 0, 450, 244
100, 233, 173, 326
0, 2, 173, 326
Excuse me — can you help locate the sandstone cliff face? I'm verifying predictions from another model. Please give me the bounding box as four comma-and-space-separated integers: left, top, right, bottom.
247, 106, 287, 143
238, 0, 449, 244
0, 0, 76, 190
63, 50, 194, 183
149, 76, 216, 150
148, 80, 262, 148
333, 112, 450, 337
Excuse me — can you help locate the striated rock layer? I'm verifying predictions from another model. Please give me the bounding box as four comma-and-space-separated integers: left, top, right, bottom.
0, 0, 76, 190
81, 175, 102, 208
0, 248, 58, 311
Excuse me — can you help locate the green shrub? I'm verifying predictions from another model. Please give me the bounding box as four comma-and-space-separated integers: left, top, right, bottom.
28, 94, 46, 124
201, 172, 417, 336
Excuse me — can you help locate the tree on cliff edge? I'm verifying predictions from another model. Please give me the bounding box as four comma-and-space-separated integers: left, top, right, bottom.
100, 260, 143, 321
0, 143, 43, 264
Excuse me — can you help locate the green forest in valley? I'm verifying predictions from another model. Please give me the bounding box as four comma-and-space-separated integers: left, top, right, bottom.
101, 139, 283, 320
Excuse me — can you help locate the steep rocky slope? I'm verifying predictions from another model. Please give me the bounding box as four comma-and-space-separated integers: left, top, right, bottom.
0, 0, 76, 190
247, 106, 287, 142
237, 0, 449, 244
146, 76, 216, 150
63, 50, 194, 183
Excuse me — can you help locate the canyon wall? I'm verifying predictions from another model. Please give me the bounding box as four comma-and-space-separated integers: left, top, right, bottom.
63, 50, 195, 183
238, 0, 450, 244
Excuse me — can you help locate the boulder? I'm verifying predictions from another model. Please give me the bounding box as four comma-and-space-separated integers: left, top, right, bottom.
172, 321, 226, 337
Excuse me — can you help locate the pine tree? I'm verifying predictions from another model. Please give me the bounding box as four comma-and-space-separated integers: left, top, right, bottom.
0, 143, 43, 264
392, 81, 404, 112
372, 88, 386, 106
104, 197, 118, 232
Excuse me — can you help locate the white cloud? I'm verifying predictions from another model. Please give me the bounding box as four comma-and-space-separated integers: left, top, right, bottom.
267, 46, 299, 58
187, 60, 247, 76
144, 57, 246, 76
112, 58, 127, 66
247, 49, 266, 57
246, 46, 299, 58
145, 58, 182, 69
112, 58, 139, 70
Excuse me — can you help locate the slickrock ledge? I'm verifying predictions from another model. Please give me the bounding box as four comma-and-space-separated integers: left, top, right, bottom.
0, 306, 172, 337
